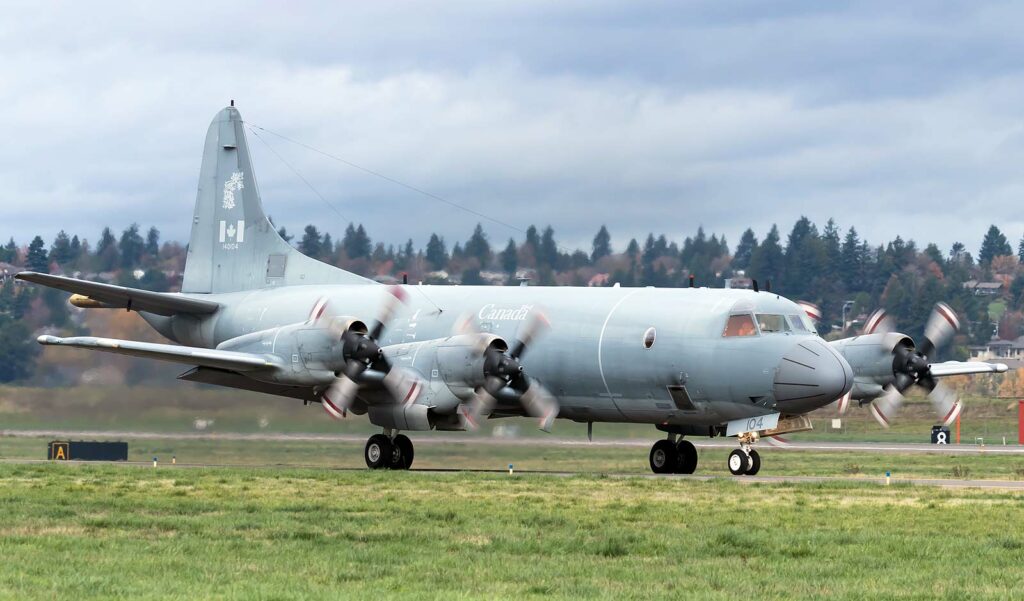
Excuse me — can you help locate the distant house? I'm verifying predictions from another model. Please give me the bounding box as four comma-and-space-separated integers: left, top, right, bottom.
968, 337, 1024, 369
0, 262, 20, 283
588, 273, 610, 287
962, 280, 1004, 296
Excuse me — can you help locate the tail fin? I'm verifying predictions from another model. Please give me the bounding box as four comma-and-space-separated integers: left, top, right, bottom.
181, 105, 373, 294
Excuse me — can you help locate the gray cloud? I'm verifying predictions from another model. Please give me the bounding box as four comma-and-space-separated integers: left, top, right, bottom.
2, 1, 1023, 256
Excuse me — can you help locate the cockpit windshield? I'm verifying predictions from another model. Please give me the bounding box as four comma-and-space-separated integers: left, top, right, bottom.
723, 314, 757, 337
755, 314, 790, 333
787, 314, 814, 333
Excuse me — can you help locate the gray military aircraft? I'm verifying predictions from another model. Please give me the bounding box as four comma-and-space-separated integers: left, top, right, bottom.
17, 105, 1008, 475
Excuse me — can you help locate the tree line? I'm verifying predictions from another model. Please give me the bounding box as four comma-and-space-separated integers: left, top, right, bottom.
3, 217, 1024, 382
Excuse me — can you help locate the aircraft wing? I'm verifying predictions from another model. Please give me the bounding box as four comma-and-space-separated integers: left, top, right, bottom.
929, 361, 1008, 377
36, 335, 279, 372
15, 272, 219, 316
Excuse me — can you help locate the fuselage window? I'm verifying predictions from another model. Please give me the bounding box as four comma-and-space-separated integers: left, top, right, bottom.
756, 314, 790, 333
787, 314, 812, 332
723, 314, 757, 337
643, 327, 656, 349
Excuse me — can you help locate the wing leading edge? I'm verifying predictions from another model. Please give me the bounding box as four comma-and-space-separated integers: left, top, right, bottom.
928, 361, 1008, 378
15, 272, 220, 316
36, 335, 278, 372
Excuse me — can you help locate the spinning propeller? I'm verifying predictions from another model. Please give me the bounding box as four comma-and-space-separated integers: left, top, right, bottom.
458, 310, 559, 432
318, 287, 423, 419
860, 302, 963, 428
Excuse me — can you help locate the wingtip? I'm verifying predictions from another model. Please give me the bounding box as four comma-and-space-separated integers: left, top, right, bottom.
36, 335, 59, 345
996, 363, 1009, 373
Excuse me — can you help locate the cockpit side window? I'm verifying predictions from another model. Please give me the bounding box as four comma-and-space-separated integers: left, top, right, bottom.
756, 314, 790, 333
723, 314, 758, 337
787, 314, 812, 332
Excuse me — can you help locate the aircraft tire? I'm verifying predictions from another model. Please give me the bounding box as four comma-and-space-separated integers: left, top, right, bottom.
745, 450, 761, 476
365, 434, 393, 469
675, 440, 698, 474
727, 449, 749, 476
391, 434, 414, 470
649, 440, 678, 474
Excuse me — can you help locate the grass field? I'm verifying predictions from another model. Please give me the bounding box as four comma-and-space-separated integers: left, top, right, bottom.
4, 433, 1024, 481
0, 464, 1023, 600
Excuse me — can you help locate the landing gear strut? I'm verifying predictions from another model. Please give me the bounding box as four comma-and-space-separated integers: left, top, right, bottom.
364, 431, 414, 470
728, 433, 760, 476
649, 436, 698, 474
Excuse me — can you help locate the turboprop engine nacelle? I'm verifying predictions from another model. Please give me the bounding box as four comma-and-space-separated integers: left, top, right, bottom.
382, 333, 505, 414
216, 318, 367, 386
830, 332, 912, 399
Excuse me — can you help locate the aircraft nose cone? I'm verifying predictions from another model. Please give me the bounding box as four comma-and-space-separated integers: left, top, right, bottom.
773, 339, 853, 413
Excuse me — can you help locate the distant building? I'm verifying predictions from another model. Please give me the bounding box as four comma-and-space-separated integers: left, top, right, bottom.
962, 280, 1004, 296
0, 262, 19, 283
968, 337, 1024, 369
588, 273, 610, 287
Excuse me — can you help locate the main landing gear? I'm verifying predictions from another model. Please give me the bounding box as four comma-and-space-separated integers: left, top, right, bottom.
727, 433, 761, 476
648, 436, 698, 474
364, 431, 414, 470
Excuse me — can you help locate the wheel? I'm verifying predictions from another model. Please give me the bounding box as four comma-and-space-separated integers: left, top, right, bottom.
727, 449, 749, 476
745, 450, 761, 476
649, 439, 678, 474
365, 434, 392, 469
674, 439, 698, 474
391, 434, 414, 470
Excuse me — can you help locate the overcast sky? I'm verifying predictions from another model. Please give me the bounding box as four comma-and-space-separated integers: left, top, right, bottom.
2, 1, 1023, 256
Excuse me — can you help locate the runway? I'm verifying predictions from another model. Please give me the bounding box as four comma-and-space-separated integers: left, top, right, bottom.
2, 456, 1023, 490
4, 428, 1024, 454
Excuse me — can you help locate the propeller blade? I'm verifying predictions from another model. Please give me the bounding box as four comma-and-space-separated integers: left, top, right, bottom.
862, 308, 894, 335
519, 380, 559, 432
836, 391, 851, 415
869, 385, 904, 428
459, 387, 498, 431
382, 367, 425, 406
321, 374, 360, 418
922, 379, 963, 427
509, 310, 550, 359
919, 302, 960, 357
369, 286, 407, 340
797, 301, 822, 323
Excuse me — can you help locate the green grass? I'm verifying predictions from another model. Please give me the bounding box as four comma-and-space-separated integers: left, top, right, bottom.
4, 434, 1024, 481
0, 464, 1022, 599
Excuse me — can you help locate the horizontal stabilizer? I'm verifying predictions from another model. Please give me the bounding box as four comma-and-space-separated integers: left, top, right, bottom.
928, 361, 1008, 377
37, 335, 278, 372
15, 272, 219, 316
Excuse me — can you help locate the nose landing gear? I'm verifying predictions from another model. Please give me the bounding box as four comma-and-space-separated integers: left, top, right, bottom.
364, 431, 414, 470
648, 436, 698, 474
728, 433, 761, 476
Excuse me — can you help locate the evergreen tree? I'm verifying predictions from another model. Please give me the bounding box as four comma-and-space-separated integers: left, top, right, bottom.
500, 238, 518, 275
425, 234, 448, 270
299, 225, 323, 259
1018, 235, 1024, 263
277, 226, 294, 243
145, 227, 160, 258
748, 225, 784, 287
979, 225, 1012, 266
69, 235, 82, 264
0, 313, 39, 382
539, 226, 559, 269
26, 236, 49, 273
733, 228, 758, 271
464, 224, 492, 265
342, 223, 372, 259
118, 223, 145, 269
51, 230, 73, 265
322, 233, 334, 261
0, 238, 15, 264
924, 243, 944, 266
591, 225, 612, 263
96, 227, 119, 271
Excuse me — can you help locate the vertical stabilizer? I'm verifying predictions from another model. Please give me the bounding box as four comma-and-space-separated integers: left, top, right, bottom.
181, 106, 373, 293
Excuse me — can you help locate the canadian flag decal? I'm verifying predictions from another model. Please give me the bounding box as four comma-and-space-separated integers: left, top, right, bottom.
219, 220, 245, 243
